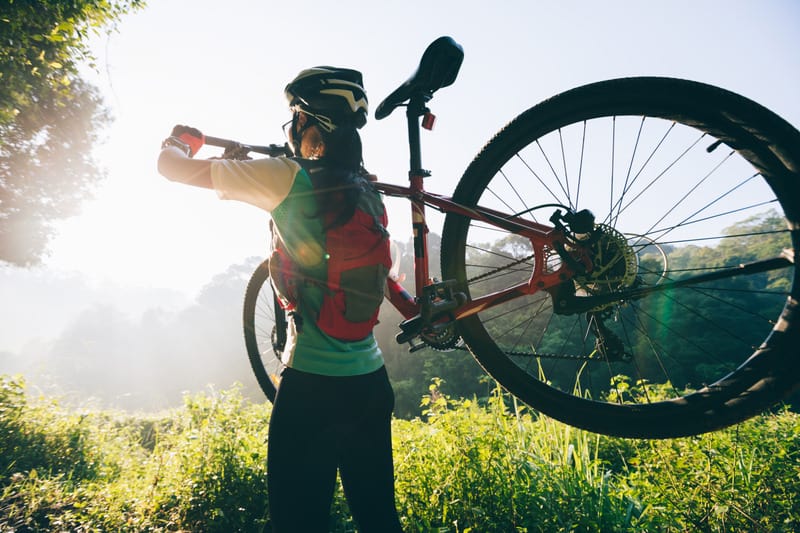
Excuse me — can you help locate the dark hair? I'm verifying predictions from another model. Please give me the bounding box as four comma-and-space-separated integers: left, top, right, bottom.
313, 125, 370, 229
319, 124, 363, 172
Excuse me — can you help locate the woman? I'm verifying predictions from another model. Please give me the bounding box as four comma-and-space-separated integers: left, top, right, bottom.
157, 67, 403, 533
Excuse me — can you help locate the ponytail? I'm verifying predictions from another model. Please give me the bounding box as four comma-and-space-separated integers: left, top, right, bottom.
320, 126, 363, 173
312, 126, 370, 229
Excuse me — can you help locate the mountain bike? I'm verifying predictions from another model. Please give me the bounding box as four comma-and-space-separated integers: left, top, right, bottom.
207, 37, 799, 439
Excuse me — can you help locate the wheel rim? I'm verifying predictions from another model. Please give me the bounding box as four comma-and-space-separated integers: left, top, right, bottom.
445, 78, 799, 436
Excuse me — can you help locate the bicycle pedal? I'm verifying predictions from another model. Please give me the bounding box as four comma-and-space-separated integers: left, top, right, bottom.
422, 279, 456, 297
421, 280, 466, 321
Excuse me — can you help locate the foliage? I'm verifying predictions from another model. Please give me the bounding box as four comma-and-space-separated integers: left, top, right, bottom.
2, 375, 799, 532
0, 375, 150, 530
395, 381, 636, 532
615, 414, 800, 532
0, 0, 145, 265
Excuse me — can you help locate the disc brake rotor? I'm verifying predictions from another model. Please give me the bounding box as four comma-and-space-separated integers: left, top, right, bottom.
574, 224, 639, 311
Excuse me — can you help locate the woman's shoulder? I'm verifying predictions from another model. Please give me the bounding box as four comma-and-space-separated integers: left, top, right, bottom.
209, 156, 310, 212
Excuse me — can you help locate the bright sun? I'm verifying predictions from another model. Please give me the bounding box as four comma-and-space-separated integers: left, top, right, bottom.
46, 128, 272, 293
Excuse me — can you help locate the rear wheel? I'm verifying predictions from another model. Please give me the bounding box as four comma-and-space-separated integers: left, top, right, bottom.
442, 77, 800, 438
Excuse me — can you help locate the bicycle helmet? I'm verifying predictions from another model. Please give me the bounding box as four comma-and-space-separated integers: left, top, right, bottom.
285, 66, 368, 132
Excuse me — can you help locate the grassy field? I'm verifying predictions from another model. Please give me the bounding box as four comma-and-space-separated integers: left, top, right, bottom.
1, 375, 798, 532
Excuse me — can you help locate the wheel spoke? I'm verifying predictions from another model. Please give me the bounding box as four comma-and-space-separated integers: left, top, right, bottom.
442, 77, 798, 437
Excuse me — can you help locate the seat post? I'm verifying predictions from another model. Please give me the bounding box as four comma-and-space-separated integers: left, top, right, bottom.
406, 92, 432, 294
406, 94, 430, 181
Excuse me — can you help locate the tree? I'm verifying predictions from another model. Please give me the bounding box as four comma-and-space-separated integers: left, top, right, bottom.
0, 0, 145, 266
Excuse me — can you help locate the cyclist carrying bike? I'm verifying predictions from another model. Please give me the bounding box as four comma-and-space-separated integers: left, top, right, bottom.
157, 67, 403, 532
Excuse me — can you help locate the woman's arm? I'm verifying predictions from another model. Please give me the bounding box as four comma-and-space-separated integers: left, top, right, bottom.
157, 145, 213, 189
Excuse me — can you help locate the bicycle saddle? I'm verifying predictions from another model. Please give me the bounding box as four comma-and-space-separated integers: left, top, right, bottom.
375, 36, 464, 120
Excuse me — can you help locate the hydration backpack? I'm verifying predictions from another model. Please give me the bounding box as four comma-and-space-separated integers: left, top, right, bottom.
269, 161, 391, 341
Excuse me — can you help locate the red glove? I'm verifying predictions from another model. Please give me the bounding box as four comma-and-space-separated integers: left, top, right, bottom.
170, 125, 205, 157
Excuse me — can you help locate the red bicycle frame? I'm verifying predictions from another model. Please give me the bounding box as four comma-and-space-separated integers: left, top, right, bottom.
377, 180, 589, 323
375, 86, 592, 332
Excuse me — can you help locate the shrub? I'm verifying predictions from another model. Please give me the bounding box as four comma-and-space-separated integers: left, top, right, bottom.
1, 376, 99, 482
143, 387, 271, 531
614, 409, 800, 532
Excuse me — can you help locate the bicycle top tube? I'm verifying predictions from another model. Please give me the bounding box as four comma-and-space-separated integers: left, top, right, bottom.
374, 182, 559, 238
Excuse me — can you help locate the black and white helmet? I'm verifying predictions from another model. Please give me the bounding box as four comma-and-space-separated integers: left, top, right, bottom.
285, 66, 368, 132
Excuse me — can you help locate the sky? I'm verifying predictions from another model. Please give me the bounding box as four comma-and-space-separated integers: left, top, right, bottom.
41, 0, 800, 291
3, 0, 800, 356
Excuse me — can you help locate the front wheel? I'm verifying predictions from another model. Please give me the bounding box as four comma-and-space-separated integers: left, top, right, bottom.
243, 259, 283, 402
441, 77, 800, 438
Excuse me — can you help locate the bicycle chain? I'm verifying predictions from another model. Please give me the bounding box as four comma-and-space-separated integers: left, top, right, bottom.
451, 342, 608, 361
507, 349, 612, 361
462, 254, 587, 360
465, 252, 537, 284
461, 251, 622, 362
455, 236, 636, 361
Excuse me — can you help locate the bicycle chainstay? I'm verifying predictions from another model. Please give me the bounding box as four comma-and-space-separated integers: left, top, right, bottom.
463, 250, 629, 363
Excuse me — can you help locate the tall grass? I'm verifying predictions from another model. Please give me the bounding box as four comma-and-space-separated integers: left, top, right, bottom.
1, 375, 798, 532
394, 383, 633, 532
